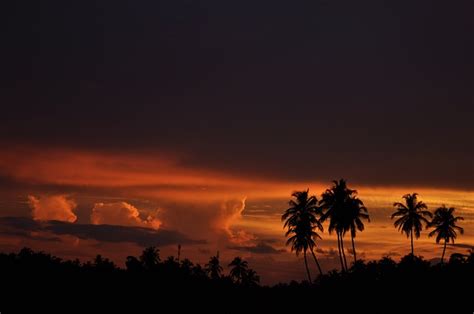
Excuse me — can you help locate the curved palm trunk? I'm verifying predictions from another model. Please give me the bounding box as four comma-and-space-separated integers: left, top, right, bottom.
340, 234, 348, 271
310, 248, 323, 276
441, 239, 447, 264
410, 229, 414, 255
351, 235, 357, 264
336, 232, 345, 271
303, 250, 312, 283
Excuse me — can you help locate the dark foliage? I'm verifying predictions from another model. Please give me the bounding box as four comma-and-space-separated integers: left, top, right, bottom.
0, 247, 472, 312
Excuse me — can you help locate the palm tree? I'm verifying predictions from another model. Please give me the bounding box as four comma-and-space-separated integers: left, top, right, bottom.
347, 197, 370, 264
428, 205, 464, 263
228, 257, 248, 284
205, 252, 223, 280
242, 268, 260, 287
125, 256, 143, 272
93, 255, 116, 272
391, 193, 432, 255
180, 258, 194, 276
320, 179, 356, 271
140, 246, 160, 270
282, 189, 323, 282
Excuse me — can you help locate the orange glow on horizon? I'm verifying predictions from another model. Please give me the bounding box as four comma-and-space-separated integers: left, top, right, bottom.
0, 145, 472, 285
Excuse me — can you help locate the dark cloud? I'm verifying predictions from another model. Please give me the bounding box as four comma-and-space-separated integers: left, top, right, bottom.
0, 217, 41, 232
198, 248, 211, 255
0, 231, 61, 243
383, 251, 401, 258
229, 243, 285, 255
449, 243, 474, 250
0, 217, 61, 242
0, 217, 204, 247
1, 0, 473, 189
315, 247, 339, 258
347, 248, 366, 260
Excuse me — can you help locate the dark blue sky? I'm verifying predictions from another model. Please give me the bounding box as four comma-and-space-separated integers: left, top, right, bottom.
1, 0, 473, 188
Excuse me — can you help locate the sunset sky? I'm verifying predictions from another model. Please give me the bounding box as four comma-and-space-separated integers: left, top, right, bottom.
1, 1, 473, 284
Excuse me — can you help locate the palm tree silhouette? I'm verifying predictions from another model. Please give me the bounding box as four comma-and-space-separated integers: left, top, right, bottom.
282, 189, 323, 282
205, 252, 223, 280
320, 179, 356, 271
140, 246, 160, 270
228, 257, 248, 284
93, 255, 116, 272
242, 268, 260, 287
428, 205, 464, 263
125, 256, 143, 272
391, 193, 432, 255
347, 196, 370, 264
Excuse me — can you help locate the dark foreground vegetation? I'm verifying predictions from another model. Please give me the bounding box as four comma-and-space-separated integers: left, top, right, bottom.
1, 247, 473, 312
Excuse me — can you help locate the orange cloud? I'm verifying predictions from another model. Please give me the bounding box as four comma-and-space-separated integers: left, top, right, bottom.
3, 146, 474, 261
91, 202, 161, 229
152, 197, 256, 245
0, 147, 247, 188
27, 195, 77, 222
215, 198, 255, 244
0, 146, 323, 202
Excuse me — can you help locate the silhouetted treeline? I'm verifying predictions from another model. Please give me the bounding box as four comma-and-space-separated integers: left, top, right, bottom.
0, 247, 473, 312
0, 246, 258, 287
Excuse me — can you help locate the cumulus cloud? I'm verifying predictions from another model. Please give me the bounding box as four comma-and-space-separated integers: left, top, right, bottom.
217, 198, 246, 229
90, 202, 161, 229
157, 197, 254, 245
214, 197, 255, 244
28, 195, 77, 222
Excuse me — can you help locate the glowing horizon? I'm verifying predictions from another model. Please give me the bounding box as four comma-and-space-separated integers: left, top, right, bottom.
0, 146, 472, 284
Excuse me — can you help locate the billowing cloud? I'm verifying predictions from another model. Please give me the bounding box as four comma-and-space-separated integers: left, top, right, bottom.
28, 195, 77, 223
212, 198, 256, 244
91, 202, 161, 229
155, 197, 255, 245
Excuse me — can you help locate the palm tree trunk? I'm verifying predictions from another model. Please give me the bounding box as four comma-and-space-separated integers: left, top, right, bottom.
336, 232, 345, 271
310, 248, 323, 276
351, 235, 357, 264
410, 229, 414, 255
304, 250, 312, 283
441, 239, 447, 264
340, 234, 348, 271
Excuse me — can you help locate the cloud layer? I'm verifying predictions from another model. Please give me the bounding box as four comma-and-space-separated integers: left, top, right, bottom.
0, 217, 203, 247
